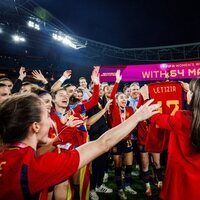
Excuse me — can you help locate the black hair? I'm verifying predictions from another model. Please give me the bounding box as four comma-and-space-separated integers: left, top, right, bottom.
69, 95, 81, 105
123, 85, 130, 93
32, 87, 49, 97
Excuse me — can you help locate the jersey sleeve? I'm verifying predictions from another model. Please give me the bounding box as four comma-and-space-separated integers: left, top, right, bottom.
150, 111, 183, 132
28, 149, 80, 194
136, 95, 144, 108
74, 84, 99, 113
110, 82, 119, 99
110, 82, 119, 111
126, 107, 134, 118
83, 84, 99, 111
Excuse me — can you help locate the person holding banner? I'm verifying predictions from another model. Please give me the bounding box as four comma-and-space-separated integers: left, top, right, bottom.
140, 78, 200, 200
138, 78, 186, 196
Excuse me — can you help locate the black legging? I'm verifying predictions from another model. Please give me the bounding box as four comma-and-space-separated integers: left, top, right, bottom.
90, 152, 108, 189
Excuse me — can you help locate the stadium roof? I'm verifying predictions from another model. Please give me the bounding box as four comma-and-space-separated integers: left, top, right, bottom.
0, 0, 200, 73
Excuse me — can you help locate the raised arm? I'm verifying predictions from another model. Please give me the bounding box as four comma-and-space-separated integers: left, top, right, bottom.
51, 70, 72, 92
77, 99, 160, 169
11, 66, 26, 94
87, 100, 112, 127
83, 85, 99, 111
76, 67, 100, 111
179, 81, 189, 92
110, 70, 122, 99
32, 70, 51, 91
109, 70, 122, 115
37, 118, 84, 156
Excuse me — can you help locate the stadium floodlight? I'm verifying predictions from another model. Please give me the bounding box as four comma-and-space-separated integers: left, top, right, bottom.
27, 20, 40, 31
28, 20, 34, 27
52, 33, 63, 41
62, 36, 77, 49
34, 24, 40, 30
52, 32, 80, 49
12, 34, 26, 42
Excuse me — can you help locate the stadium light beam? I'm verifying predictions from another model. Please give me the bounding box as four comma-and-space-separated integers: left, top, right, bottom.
0, 27, 2, 34
12, 34, 26, 43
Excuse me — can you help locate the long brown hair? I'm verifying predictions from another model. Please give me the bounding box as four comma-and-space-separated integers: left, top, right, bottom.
0, 94, 42, 144
190, 78, 200, 152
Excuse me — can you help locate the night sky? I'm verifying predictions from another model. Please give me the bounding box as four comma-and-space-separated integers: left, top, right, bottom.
36, 0, 200, 48
1, 0, 200, 78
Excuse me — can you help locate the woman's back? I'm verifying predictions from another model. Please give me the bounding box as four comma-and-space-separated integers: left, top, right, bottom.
151, 110, 200, 200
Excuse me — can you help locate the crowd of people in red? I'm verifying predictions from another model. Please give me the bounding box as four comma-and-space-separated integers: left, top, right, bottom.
0, 66, 200, 200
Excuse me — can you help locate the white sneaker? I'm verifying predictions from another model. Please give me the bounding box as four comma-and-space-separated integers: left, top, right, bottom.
124, 186, 137, 195
145, 187, 152, 197
122, 171, 125, 180
96, 184, 113, 193
118, 189, 127, 200
90, 190, 99, 200
131, 171, 139, 176
103, 172, 108, 183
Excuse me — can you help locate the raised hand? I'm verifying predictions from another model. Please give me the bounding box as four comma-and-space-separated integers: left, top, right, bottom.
60, 110, 73, 125
93, 66, 100, 73
61, 111, 84, 127
18, 66, 26, 80
115, 70, 122, 83
91, 66, 100, 85
63, 70, 72, 79
140, 84, 149, 100
179, 81, 189, 92
32, 70, 48, 84
104, 99, 113, 111
134, 99, 160, 121
66, 116, 84, 127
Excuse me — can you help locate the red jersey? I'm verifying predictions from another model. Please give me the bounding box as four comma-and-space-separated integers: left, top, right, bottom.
49, 112, 87, 147
137, 95, 149, 145
150, 110, 200, 200
0, 146, 79, 200
109, 82, 134, 140
49, 84, 99, 146
49, 113, 62, 138
147, 81, 183, 152
73, 84, 99, 114
137, 94, 171, 148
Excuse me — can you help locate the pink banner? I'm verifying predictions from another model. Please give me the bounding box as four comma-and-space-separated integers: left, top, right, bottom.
99, 60, 200, 82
